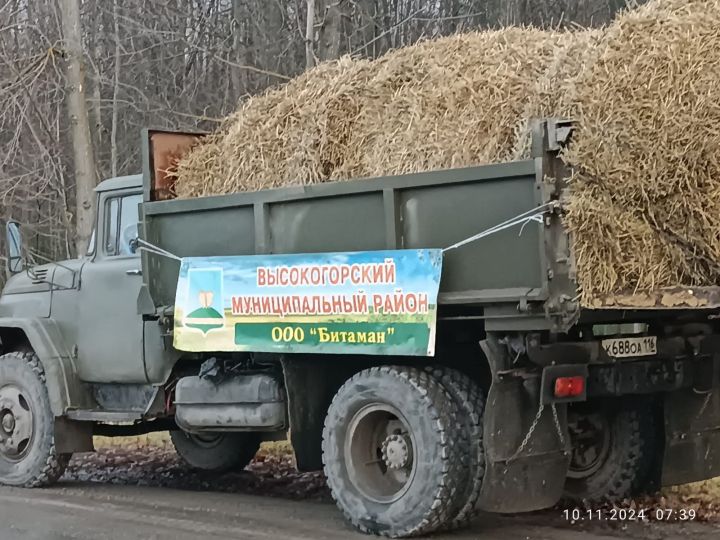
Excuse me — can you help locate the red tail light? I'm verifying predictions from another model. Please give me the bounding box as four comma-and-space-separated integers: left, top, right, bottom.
554, 376, 585, 398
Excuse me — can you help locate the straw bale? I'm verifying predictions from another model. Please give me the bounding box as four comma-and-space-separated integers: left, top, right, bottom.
563, 0, 720, 302
175, 29, 571, 198
339, 29, 565, 178
510, 29, 603, 160
174, 0, 720, 307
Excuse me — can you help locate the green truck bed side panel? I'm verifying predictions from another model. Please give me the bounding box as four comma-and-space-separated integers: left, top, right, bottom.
141, 160, 552, 312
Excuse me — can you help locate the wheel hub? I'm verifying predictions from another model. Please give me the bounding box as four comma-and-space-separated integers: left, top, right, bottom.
381, 434, 410, 470
1, 410, 15, 434
0, 386, 34, 461
345, 404, 417, 504
567, 410, 611, 479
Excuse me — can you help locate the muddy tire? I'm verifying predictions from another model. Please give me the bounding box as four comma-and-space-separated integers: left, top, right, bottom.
0, 351, 70, 487
425, 366, 485, 530
564, 398, 655, 503
322, 366, 465, 538
171, 430, 260, 472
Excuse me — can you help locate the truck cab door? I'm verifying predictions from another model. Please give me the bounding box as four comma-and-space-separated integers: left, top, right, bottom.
76, 189, 146, 383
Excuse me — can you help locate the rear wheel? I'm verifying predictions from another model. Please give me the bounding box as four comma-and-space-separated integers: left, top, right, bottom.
425, 366, 485, 530
0, 351, 70, 487
170, 430, 260, 471
564, 398, 655, 503
322, 366, 466, 538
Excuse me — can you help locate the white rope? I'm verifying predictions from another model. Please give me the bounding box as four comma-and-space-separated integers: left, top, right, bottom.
442, 202, 555, 253
136, 238, 182, 261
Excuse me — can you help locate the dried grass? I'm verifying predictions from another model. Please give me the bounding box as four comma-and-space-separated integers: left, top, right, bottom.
174, 0, 720, 306
174, 28, 568, 196
563, 0, 720, 302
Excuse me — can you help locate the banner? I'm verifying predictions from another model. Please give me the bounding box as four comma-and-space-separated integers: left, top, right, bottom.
173, 249, 442, 356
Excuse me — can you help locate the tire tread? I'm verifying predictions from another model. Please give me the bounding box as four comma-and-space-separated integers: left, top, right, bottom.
0, 350, 69, 487
425, 366, 485, 530
564, 398, 655, 503
322, 365, 465, 537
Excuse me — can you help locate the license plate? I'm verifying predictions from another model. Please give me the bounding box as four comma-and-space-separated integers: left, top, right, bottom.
602, 336, 657, 358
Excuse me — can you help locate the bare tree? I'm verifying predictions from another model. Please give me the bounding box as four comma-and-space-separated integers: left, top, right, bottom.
60, 0, 96, 254
317, 0, 349, 61
110, 0, 121, 178
306, 0, 316, 68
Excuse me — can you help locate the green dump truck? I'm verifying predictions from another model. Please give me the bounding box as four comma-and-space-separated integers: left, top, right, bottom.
1, 119, 719, 537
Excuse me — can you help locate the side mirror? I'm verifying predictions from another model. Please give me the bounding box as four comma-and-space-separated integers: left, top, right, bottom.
6, 221, 25, 275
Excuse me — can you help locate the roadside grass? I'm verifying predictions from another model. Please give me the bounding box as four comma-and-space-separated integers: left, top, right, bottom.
662, 479, 720, 513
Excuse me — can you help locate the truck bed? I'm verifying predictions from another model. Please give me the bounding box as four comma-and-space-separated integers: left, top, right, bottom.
138, 123, 720, 334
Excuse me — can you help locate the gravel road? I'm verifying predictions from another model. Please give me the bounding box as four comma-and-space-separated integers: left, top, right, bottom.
0, 443, 718, 540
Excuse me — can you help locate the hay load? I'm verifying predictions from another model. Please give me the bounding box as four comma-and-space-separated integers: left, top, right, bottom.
563, 0, 720, 303
174, 28, 570, 195
174, 0, 720, 306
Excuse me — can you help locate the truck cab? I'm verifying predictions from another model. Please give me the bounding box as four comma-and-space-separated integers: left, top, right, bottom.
1, 175, 153, 386
0, 169, 272, 490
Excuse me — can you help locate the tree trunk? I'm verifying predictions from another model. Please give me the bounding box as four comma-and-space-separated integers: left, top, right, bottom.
110, 0, 121, 177
231, 0, 248, 96
355, 0, 377, 57
375, 0, 392, 55
317, 0, 347, 61
61, 0, 97, 255
88, 2, 103, 163
305, 0, 316, 68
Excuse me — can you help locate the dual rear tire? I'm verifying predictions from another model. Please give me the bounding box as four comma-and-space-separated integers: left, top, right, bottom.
322, 366, 659, 536
321, 365, 485, 537
564, 398, 657, 503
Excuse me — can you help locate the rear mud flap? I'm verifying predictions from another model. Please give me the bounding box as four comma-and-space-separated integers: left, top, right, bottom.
663, 338, 720, 486
662, 389, 720, 486
477, 339, 570, 513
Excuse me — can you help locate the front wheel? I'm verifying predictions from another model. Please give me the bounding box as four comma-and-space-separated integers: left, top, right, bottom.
0, 351, 70, 487
322, 366, 465, 537
170, 430, 260, 471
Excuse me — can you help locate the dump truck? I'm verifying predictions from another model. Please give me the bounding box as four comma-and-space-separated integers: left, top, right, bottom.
1, 119, 719, 537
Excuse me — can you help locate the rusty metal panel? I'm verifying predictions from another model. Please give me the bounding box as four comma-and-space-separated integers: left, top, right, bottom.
142, 129, 205, 202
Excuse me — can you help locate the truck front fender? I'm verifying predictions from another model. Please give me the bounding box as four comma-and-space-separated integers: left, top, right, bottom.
0, 317, 91, 416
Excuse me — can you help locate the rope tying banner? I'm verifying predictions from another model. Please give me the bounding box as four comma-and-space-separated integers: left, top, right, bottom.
136, 238, 182, 261
442, 202, 557, 253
